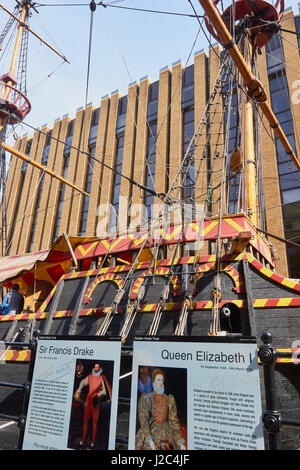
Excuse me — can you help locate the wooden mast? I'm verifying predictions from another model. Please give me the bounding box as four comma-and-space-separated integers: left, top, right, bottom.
198, 0, 300, 180
0, 2, 30, 130
242, 32, 257, 225
1, 140, 90, 197
7, 2, 28, 88
0, 2, 87, 196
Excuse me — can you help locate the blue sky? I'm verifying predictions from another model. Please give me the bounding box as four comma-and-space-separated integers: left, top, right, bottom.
1, 0, 298, 141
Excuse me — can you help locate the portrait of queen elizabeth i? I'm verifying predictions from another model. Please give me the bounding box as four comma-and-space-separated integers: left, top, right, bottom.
135, 368, 187, 450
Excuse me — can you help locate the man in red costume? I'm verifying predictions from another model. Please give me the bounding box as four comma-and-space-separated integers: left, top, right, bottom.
75, 362, 107, 448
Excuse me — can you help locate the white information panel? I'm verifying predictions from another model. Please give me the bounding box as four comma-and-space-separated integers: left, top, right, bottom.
128, 336, 265, 450
22, 335, 121, 450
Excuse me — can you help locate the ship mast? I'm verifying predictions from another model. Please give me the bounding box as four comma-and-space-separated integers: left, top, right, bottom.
197, 0, 298, 336
0, 1, 89, 256
6, 1, 28, 95
241, 31, 257, 225
199, 0, 300, 229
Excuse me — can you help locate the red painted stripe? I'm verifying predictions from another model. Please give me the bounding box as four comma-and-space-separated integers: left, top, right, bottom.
270, 272, 285, 283
265, 298, 281, 307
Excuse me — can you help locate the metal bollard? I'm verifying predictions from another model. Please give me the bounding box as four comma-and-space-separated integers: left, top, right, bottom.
258, 332, 281, 450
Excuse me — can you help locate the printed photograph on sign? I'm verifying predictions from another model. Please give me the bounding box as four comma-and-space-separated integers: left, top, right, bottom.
134, 365, 187, 450
67, 359, 114, 450
129, 338, 264, 450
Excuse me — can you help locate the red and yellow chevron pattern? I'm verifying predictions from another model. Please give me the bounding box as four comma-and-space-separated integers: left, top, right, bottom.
74, 215, 275, 267
1, 346, 298, 364
195, 262, 245, 293
83, 273, 125, 304
1, 349, 31, 362
1, 252, 299, 323
130, 267, 181, 300
247, 254, 300, 292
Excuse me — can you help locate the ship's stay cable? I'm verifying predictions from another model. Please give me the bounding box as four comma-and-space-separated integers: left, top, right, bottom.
75, 2, 205, 234
97, 8, 159, 222
105, 12, 202, 208
52, 0, 206, 234
95, 206, 169, 336
209, 69, 234, 335
148, 223, 185, 336
98, 3, 204, 19
0, 5, 18, 48
2, 110, 208, 244
36, 1, 205, 19
85, 1, 96, 108
2, 0, 242, 233
27, 60, 66, 95
3, 167, 46, 255
276, 33, 300, 174
95, 69, 238, 336
95, 53, 242, 334
4, 3, 298, 242
120, 213, 174, 341
189, 1, 300, 208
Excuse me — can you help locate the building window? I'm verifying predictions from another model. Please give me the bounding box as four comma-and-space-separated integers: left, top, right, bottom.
108, 134, 124, 233
21, 139, 32, 173
51, 150, 70, 243
265, 34, 285, 74
78, 146, 95, 235
268, 71, 299, 204
6, 172, 25, 254
182, 107, 194, 203
295, 15, 300, 52
27, 172, 45, 252
182, 64, 194, 107
116, 96, 128, 133
64, 119, 75, 152
267, 32, 300, 278
147, 82, 159, 120
27, 135, 51, 252
91, 107, 100, 127
144, 121, 157, 221
89, 107, 100, 143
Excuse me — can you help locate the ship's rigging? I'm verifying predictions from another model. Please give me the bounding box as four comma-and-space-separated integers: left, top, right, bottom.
0, 0, 299, 332
0, 4, 300, 455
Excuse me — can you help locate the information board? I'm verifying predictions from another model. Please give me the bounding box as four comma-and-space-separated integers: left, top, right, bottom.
22, 335, 121, 450
128, 336, 264, 450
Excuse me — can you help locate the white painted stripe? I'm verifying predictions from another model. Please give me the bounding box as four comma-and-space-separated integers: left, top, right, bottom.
119, 371, 132, 380
0, 420, 15, 430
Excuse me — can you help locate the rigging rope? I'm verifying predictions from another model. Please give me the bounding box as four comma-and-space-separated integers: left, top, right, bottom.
85, 1, 96, 108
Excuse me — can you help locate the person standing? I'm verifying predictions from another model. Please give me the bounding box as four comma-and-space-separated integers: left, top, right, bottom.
0, 289, 12, 315
7, 284, 24, 315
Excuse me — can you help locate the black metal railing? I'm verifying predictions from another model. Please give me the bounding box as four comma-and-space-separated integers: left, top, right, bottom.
258, 331, 300, 450
0, 335, 38, 449
0, 331, 299, 450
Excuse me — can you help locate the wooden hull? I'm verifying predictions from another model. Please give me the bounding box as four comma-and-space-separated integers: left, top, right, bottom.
0, 251, 300, 449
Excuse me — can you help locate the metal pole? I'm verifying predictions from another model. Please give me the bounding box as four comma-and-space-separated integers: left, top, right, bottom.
198, 0, 300, 175
17, 329, 39, 450
258, 332, 281, 450
1, 141, 89, 197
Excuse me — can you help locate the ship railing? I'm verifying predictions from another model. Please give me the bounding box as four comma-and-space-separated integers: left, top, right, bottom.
1, 334, 300, 450
0, 81, 31, 122
0, 337, 37, 449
